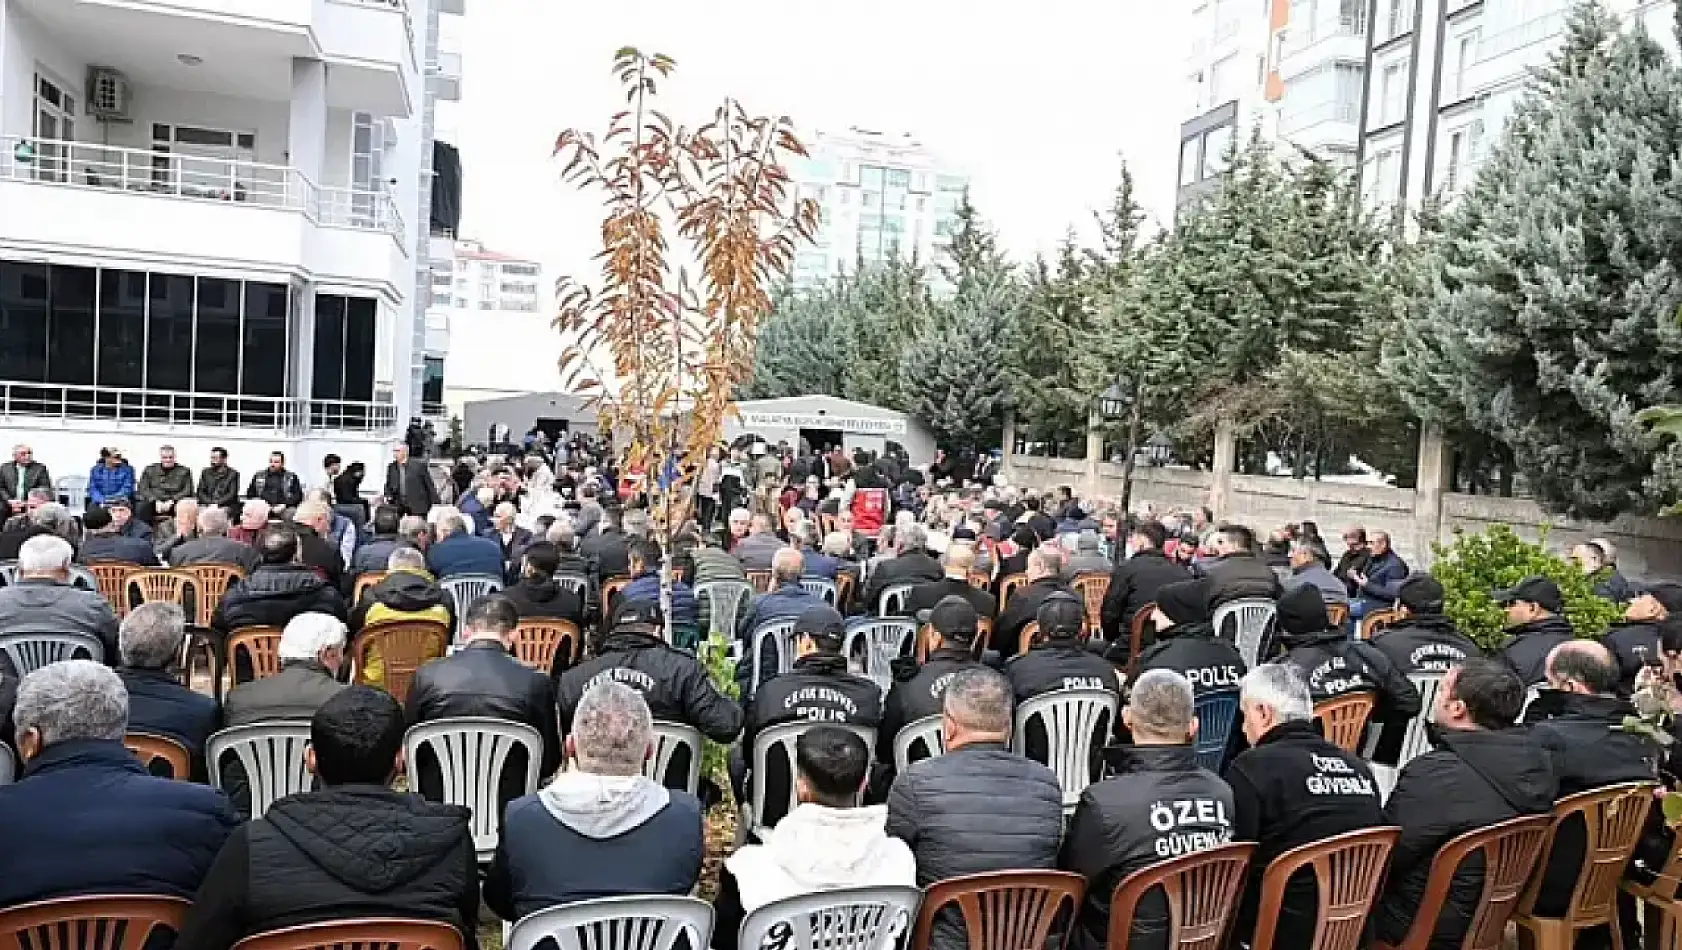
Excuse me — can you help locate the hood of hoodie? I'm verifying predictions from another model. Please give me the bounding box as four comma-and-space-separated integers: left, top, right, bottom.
1505, 614, 1575, 640
514, 577, 565, 606
1276, 584, 1335, 643
1434, 727, 1557, 813
761, 804, 906, 889
538, 770, 672, 839
242, 564, 330, 600
373, 570, 445, 613
264, 786, 469, 893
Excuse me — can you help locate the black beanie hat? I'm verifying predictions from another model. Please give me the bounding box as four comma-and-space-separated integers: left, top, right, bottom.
1276, 583, 1330, 636
1155, 578, 1211, 626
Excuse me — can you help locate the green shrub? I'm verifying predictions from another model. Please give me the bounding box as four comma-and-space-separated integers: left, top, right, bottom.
697, 631, 739, 790
1429, 524, 1622, 651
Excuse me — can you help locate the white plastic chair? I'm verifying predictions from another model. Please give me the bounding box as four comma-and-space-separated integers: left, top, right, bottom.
1518, 684, 1542, 722
647, 720, 703, 795
748, 720, 877, 841
1365, 671, 1445, 802
1212, 598, 1277, 669
403, 716, 544, 861
0, 743, 14, 786
892, 714, 946, 774
799, 576, 839, 606
507, 895, 715, 950
439, 573, 505, 640
844, 618, 918, 693
56, 475, 87, 511
878, 582, 917, 617
696, 580, 753, 637
749, 618, 800, 688
738, 886, 922, 950
206, 721, 313, 819
66, 564, 98, 592
0, 561, 17, 587
0, 631, 104, 676
554, 574, 588, 598
1011, 688, 1118, 813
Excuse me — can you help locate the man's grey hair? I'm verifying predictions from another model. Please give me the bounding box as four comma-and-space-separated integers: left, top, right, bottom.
435, 510, 468, 538
278, 612, 348, 662
772, 546, 804, 583
1241, 663, 1314, 722
1128, 669, 1196, 738
25, 487, 53, 504
29, 502, 72, 535
14, 660, 128, 746
242, 498, 271, 522
728, 507, 751, 526
623, 510, 651, 539
573, 680, 653, 776
792, 520, 817, 548
399, 515, 431, 543
898, 524, 927, 553
548, 520, 577, 552
943, 667, 1013, 735
1030, 545, 1065, 577
18, 534, 73, 575
388, 547, 427, 572
822, 531, 852, 558
197, 506, 231, 537
119, 602, 187, 669
475, 485, 497, 506
494, 501, 518, 519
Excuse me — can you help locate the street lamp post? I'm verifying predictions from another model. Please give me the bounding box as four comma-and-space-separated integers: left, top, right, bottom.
1097, 374, 1146, 516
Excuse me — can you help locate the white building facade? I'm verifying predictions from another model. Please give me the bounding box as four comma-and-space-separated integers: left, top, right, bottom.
422, 238, 554, 421
789, 128, 968, 296
0, 0, 462, 483
1177, 0, 1276, 210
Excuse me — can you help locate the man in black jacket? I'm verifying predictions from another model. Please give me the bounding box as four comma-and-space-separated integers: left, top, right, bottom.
1227, 663, 1385, 949
383, 443, 439, 518
407, 595, 561, 793
879, 597, 986, 776
118, 602, 221, 781
1204, 525, 1282, 608
1132, 578, 1247, 697
1006, 592, 1121, 703
1601, 582, 1682, 694
886, 667, 1064, 950
1370, 575, 1481, 676
1375, 659, 1556, 950
247, 451, 304, 517
1333, 526, 1372, 597
291, 500, 346, 590
993, 546, 1073, 658
1061, 669, 1234, 950
212, 526, 347, 637
1274, 583, 1421, 724
557, 598, 741, 744
580, 508, 631, 582
861, 524, 942, 615
174, 687, 479, 950
196, 446, 242, 521
1098, 521, 1189, 649
500, 541, 586, 627
349, 506, 405, 579
906, 543, 996, 621
79, 506, 159, 566
1492, 576, 1576, 687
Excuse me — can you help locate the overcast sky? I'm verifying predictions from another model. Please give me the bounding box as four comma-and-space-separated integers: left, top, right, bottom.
447, 0, 1189, 283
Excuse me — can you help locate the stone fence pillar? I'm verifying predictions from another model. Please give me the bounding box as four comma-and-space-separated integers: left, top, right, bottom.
1208, 419, 1236, 520
1413, 423, 1452, 567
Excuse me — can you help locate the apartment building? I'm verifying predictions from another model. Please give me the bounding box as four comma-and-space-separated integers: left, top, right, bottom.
1178, 0, 1274, 208
422, 238, 551, 419
0, 0, 464, 481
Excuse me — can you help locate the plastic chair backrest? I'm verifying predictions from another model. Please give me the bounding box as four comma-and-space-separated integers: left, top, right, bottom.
1072, 573, 1109, 636
837, 572, 857, 611
0, 894, 191, 950
1106, 842, 1256, 950
1126, 603, 1157, 677
0, 631, 104, 676
750, 721, 877, 840
998, 573, 1029, 611
967, 569, 991, 590
1212, 599, 1276, 668
351, 619, 448, 704
739, 886, 921, 950
1393, 673, 1444, 768
1517, 686, 1541, 723
892, 714, 946, 774
438, 574, 504, 639
185, 563, 244, 629
352, 571, 389, 604
403, 716, 544, 861
1192, 690, 1240, 773
647, 720, 704, 795
911, 870, 1084, 950
1517, 782, 1656, 929
1314, 693, 1377, 754
0, 561, 15, 587
745, 570, 774, 594
601, 575, 631, 612
507, 895, 714, 950
0, 744, 14, 786
55, 474, 87, 511
206, 721, 314, 820
66, 564, 99, 594
1326, 602, 1350, 629
553, 573, 588, 598
749, 618, 800, 687
86, 561, 139, 617
511, 619, 581, 672
1360, 608, 1405, 640
124, 732, 191, 780
799, 576, 839, 605
879, 582, 916, 617
1011, 688, 1118, 812
695, 580, 752, 637
1383, 815, 1551, 950
1250, 825, 1401, 950
229, 918, 464, 950
226, 626, 285, 684
845, 618, 918, 693
127, 569, 196, 612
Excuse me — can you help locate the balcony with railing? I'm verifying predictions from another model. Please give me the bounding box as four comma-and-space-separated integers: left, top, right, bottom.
0, 383, 398, 436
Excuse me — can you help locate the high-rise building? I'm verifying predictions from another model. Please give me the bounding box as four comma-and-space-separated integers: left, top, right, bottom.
1272, 0, 1369, 168
0, 0, 463, 479
422, 239, 553, 419
1177, 0, 1275, 209
1354, 0, 1676, 211
790, 128, 969, 295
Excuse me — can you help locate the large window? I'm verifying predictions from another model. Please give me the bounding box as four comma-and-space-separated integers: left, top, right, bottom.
0, 263, 49, 383
311, 293, 377, 402
47, 266, 95, 385
98, 271, 146, 389
241, 282, 288, 396
147, 274, 195, 392
422, 356, 445, 407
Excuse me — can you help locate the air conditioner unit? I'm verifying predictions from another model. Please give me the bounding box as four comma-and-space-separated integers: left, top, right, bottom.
86, 67, 133, 121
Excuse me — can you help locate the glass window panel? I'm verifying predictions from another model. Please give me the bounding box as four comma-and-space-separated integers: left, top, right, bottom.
195, 277, 240, 394
859, 165, 885, 190
147, 273, 194, 391
46, 265, 95, 385
422, 356, 444, 405
0, 262, 49, 382
241, 282, 288, 396
98, 270, 146, 389
342, 296, 376, 402
313, 294, 346, 400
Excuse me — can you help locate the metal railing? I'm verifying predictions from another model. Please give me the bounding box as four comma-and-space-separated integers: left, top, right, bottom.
1480, 9, 1567, 61
316, 186, 407, 241
1, 135, 309, 209
1279, 99, 1362, 135
0, 382, 398, 435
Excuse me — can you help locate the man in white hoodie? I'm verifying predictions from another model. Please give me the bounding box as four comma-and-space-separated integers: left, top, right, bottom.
713, 726, 917, 949
482, 681, 703, 922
